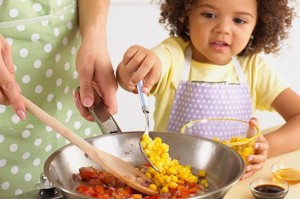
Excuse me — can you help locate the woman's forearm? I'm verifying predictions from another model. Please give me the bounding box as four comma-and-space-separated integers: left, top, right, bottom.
77, 0, 110, 44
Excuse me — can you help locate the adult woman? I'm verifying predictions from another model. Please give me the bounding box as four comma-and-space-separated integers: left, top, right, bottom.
0, 0, 117, 197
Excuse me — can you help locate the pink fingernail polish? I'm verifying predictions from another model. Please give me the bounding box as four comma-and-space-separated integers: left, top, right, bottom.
83, 98, 93, 107
17, 109, 26, 120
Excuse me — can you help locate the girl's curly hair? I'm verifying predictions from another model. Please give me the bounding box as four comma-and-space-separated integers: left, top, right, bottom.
158, 0, 295, 55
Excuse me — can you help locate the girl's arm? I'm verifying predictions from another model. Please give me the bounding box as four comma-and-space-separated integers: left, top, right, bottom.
265, 88, 300, 157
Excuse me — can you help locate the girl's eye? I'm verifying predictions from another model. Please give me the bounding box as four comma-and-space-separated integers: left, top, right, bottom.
201, 12, 216, 19
233, 18, 247, 24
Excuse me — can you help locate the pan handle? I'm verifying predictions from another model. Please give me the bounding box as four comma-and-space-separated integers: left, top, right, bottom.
76, 86, 122, 134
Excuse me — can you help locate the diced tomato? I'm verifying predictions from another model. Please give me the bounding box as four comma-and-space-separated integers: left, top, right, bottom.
94, 185, 104, 194
79, 167, 98, 180
75, 166, 207, 199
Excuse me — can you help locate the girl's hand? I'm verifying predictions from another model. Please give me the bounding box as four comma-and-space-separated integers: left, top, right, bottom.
0, 34, 26, 120
241, 118, 269, 180
117, 45, 161, 94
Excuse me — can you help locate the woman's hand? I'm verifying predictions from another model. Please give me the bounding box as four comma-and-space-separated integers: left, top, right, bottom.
241, 118, 269, 180
74, 37, 118, 121
0, 34, 26, 120
117, 45, 162, 94
75, 0, 118, 121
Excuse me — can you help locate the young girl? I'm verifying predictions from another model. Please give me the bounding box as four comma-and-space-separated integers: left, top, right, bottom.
116, 0, 300, 179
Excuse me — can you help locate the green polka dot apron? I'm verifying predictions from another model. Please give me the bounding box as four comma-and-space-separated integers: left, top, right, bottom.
167, 46, 252, 139
0, 0, 100, 197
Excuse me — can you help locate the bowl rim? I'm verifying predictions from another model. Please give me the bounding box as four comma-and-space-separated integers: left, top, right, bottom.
271, 161, 300, 168
180, 118, 261, 146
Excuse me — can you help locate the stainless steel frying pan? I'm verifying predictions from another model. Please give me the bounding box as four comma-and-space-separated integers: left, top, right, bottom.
44, 90, 245, 199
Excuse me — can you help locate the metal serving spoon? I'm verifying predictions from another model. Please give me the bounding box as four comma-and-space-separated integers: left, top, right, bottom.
22, 95, 157, 195
137, 81, 159, 172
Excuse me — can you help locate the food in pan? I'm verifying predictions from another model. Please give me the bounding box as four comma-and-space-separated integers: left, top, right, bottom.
74, 134, 208, 198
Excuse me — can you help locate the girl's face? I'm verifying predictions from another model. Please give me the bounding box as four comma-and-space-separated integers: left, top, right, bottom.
188, 0, 257, 65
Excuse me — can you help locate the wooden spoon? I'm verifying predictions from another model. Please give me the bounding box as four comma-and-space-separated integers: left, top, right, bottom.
22, 96, 157, 195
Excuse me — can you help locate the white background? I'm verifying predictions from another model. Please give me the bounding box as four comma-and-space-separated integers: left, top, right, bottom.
107, 1, 300, 132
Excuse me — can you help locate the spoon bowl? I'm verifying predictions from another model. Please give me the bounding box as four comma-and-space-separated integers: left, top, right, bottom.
137, 81, 160, 172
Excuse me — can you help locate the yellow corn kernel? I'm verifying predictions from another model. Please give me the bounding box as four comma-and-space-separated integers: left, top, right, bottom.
168, 181, 178, 189
198, 170, 206, 178
170, 175, 178, 182
168, 167, 177, 175
161, 186, 169, 193
149, 184, 157, 191
201, 179, 209, 188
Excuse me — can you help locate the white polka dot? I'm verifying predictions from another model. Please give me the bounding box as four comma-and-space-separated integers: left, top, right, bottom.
41, 20, 49, 26
45, 144, 52, 152
73, 71, 78, 79
20, 48, 29, 58
0, 159, 7, 167
0, 135, 4, 143
22, 75, 30, 84
54, 28, 60, 37
62, 37, 68, 46
33, 3, 42, 12
85, 128, 91, 136
22, 152, 31, 159
0, 105, 6, 113
64, 62, 70, 70
16, 25, 25, 31
45, 126, 53, 132
35, 85, 43, 94
55, 134, 61, 139
31, 33, 40, 42
9, 8, 19, 18
1, 182, 9, 190
14, 64, 17, 72
34, 138, 42, 146
33, 158, 41, 166
11, 166, 19, 174
34, 60, 42, 68
56, 78, 62, 87
57, 101, 62, 110
47, 94, 54, 102
9, 144, 18, 152
44, 43, 52, 53
15, 189, 23, 195
71, 46, 76, 55
46, 69, 53, 78
67, 21, 73, 30
55, 53, 61, 62
0, 0, 3, 6
24, 173, 32, 182
22, 130, 31, 138
65, 117, 70, 123
5, 37, 13, 45
74, 121, 81, 129
67, 109, 74, 116
12, 114, 20, 124
64, 86, 70, 94
26, 124, 34, 128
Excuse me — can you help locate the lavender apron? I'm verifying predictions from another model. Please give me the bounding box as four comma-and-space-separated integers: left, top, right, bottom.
167, 47, 252, 140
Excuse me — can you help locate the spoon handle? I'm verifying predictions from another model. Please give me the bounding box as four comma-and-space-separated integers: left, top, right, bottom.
22, 96, 97, 157
137, 80, 149, 114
